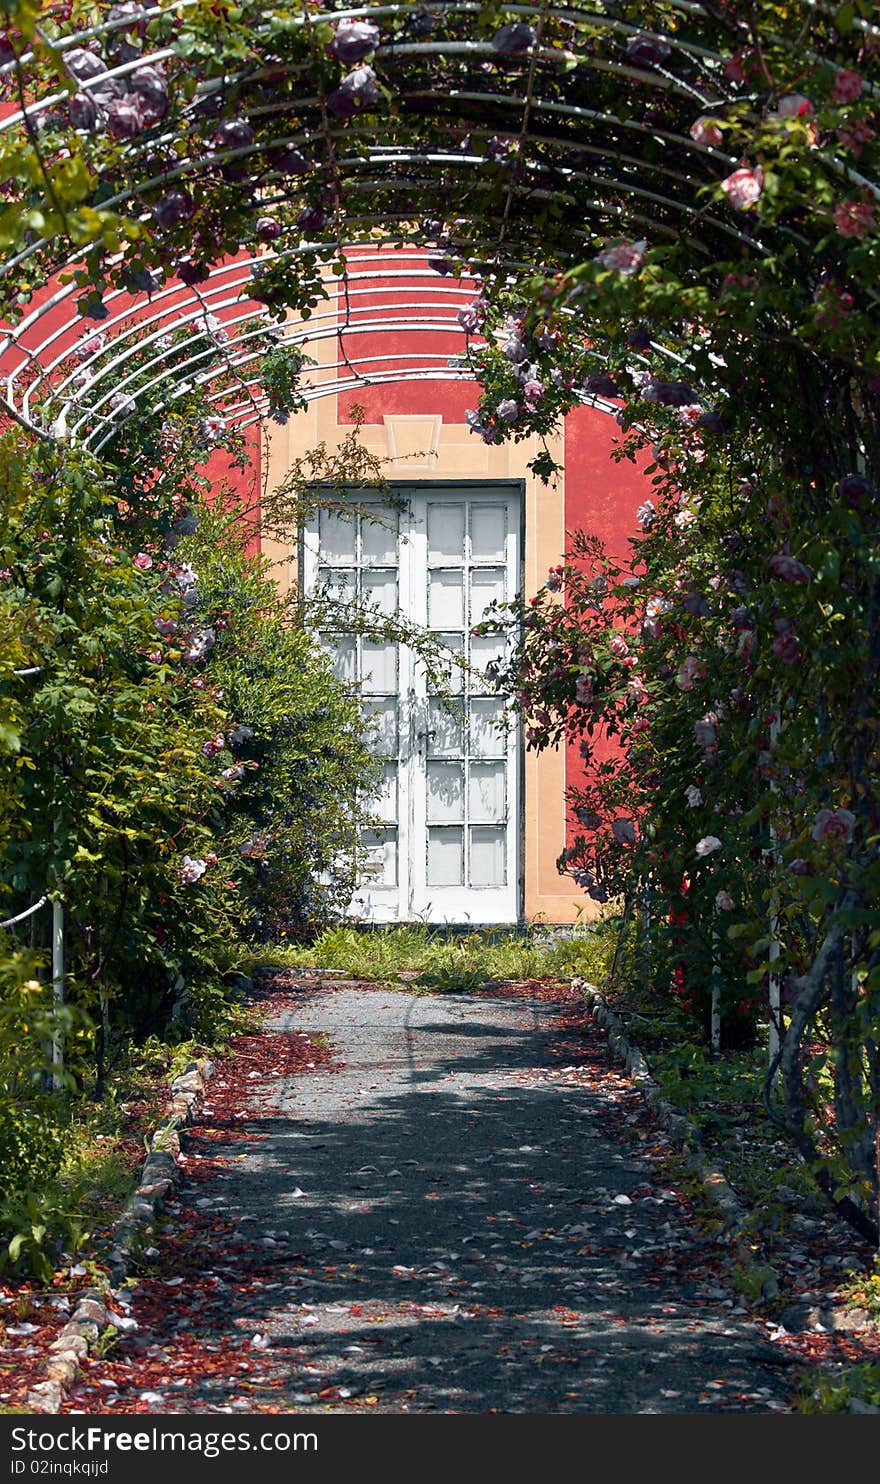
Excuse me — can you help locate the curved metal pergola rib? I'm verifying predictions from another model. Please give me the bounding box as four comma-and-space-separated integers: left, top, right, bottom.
0, 1, 874, 447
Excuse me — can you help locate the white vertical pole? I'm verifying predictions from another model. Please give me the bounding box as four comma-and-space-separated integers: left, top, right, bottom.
768, 710, 781, 1066
51, 896, 64, 1091
711, 907, 722, 1056
641, 879, 651, 988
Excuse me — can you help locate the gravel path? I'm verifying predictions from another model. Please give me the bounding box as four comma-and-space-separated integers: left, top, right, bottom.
150, 982, 797, 1414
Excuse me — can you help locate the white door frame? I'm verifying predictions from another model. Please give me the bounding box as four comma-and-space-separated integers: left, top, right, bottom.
302, 480, 524, 925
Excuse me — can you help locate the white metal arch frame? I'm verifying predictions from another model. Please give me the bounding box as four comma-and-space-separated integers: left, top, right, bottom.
0, 2, 874, 444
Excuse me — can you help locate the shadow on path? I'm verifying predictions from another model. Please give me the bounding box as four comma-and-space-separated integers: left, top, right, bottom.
124, 985, 797, 1414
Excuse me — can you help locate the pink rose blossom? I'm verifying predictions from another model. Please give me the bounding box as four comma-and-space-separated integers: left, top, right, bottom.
676, 656, 707, 691
694, 713, 718, 750
180, 855, 207, 884
811, 807, 856, 844
74, 333, 105, 361
777, 94, 814, 118
695, 835, 722, 857
202, 733, 226, 758
720, 164, 764, 211
768, 552, 812, 583
239, 836, 270, 860
836, 121, 875, 158
833, 70, 862, 103
715, 889, 735, 911
690, 117, 723, 148
771, 631, 801, 665
596, 239, 647, 276
609, 635, 629, 658
133, 552, 153, 571
458, 298, 487, 332
834, 200, 875, 239
174, 564, 198, 590
685, 785, 703, 808
813, 281, 854, 330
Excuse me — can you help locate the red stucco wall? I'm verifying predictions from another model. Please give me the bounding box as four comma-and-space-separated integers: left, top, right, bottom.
560, 406, 650, 846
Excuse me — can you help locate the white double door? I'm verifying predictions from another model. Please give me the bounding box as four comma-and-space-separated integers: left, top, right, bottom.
303, 484, 522, 924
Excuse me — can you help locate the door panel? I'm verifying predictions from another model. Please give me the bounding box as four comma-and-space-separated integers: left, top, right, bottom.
304, 485, 520, 923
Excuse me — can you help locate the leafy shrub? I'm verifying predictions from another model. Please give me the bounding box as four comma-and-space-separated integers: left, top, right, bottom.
0, 1100, 65, 1202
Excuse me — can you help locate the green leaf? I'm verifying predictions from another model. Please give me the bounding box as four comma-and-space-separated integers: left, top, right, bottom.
834, 3, 855, 32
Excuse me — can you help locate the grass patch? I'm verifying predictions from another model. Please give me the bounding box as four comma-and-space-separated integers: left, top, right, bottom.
260, 919, 616, 991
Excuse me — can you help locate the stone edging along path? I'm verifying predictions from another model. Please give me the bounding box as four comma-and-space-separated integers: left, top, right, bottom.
574, 979, 747, 1238
25, 1057, 215, 1414
577, 979, 879, 1351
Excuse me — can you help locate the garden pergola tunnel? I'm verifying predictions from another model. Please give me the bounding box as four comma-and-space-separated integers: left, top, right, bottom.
0, 2, 875, 444
1, 2, 879, 1248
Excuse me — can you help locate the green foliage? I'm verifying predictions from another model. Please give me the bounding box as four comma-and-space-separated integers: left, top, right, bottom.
839, 1260, 880, 1319
0, 344, 387, 1259
259, 339, 315, 423
274, 920, 615, 987
174, 499, 379, 944
0, 1187, 91, 1283
0, 1099, 65, 1200
799, 1362, 880, 1414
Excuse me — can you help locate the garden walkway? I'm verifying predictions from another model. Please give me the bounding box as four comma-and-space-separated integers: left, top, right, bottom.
64, 977, 799, 1414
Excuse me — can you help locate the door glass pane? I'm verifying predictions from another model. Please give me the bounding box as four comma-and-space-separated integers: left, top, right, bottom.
318, 566, 357, 605
428, 698, 463, 757
321, 634, 356, 684
428, 503, 465, 564
468, 761, 505, 823
363, 568, 397, 615
427, 762, 464, 822
319, 508, 356, 563
428, 827, 463, 886
361, 827, 397, 888
367, 762, 397, 823
470, 632, 505, 690
469, 827, 506, 887
434, 632, 464, 693
470, 567, 506, 624
361, 505, 398, 565
428, 569, 464, 629
470, 698, 506, 757
362, 698, 398, 756
361, 640, 397, 694
470, 505, 506, 561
